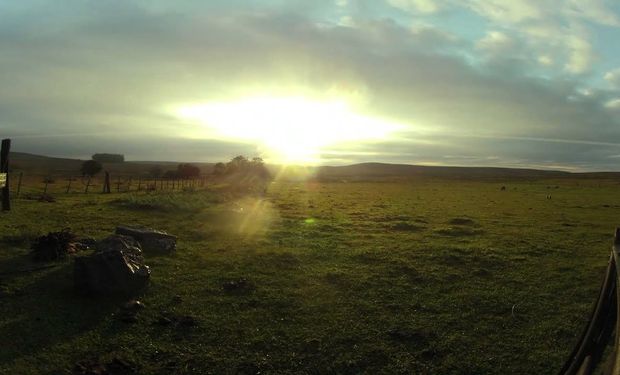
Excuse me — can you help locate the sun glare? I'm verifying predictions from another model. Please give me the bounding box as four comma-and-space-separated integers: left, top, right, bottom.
175, 96, 402, 164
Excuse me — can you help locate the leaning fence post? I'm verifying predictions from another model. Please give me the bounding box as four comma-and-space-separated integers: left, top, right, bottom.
66, 177, 73, 194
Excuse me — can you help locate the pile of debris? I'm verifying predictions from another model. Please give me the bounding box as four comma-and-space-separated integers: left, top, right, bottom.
115, 226, 176, 254
31, 228, 78, 262
29, 226, 176, 296
75, 234, 151, 296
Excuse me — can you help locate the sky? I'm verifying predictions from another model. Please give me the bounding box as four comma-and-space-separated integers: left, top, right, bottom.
1, 0, 620, 171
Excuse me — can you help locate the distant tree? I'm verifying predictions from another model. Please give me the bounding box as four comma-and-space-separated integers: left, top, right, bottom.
213, 162, 226, 175
177, 163, 200, 179
80, 160, 103, 177
92, 153, 125, 163
219, 155, 271, 179
226, 155, 249, 174
148, 165, 163, 178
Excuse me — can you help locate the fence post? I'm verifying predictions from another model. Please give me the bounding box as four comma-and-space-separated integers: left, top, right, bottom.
127, 177, 132, 192
116, 176, 121, 192
85, 176, 91, 193
1, 139, 11, 211
103, 171, 111, 193
43, 178, 49, 195
66, 177, 73, 194
16, 172, 23, 197
137, 178, 142, 191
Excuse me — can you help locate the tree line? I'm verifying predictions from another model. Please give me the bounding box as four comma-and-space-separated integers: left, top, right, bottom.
80, 155, 270, 179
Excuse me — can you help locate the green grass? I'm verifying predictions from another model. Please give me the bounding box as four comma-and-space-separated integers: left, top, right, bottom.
0, 178, 619, 374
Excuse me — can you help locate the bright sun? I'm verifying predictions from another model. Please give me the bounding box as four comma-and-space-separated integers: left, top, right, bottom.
175, 96, 402, 164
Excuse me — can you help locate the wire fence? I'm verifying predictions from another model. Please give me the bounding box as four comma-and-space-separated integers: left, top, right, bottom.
6, 172, 210, 197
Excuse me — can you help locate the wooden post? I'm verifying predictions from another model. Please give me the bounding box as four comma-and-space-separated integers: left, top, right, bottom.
84, 176, 91, 193
103, 171, 111, 193
137, 178, 142, 191
1, 139, 11, 211
66, 177, 73, 194
127, 177, 132, 192
43, 179, 49, 195
16, 172, 23, 197
116, 176, 121, 192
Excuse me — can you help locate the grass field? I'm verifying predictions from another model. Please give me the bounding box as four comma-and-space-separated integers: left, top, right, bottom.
1, 177, 619, 374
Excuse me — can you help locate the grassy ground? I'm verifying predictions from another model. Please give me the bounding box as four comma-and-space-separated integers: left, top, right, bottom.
0, 178, 618, 374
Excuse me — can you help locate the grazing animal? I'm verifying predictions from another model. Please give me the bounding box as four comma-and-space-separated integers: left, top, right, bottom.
546, 195, 552, 200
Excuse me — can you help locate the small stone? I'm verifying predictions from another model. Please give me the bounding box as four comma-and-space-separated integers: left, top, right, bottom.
155, 316, 173, 326
123, 300, 146, 312
222, 278, 253, 293
177, 315, 198, 327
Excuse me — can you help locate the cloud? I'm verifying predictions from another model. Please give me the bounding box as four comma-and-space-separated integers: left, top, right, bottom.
605, 98, 620, 110
387, 0, 618, 75
387, 0, 441, 14
605, 68, 620, 89
475, 31, 516, 56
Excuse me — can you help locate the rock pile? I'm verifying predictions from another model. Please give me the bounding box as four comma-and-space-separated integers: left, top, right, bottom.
115, 226, 177, 254
74, 235, 151, 295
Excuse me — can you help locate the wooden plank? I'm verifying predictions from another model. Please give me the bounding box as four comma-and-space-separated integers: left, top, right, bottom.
559, 229, 620, 375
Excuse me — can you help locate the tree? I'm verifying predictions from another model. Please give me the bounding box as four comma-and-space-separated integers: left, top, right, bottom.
213, 162, 226, 175
226, 155, 248, 174
80, 160, 102, 176
177, 163, 200, 179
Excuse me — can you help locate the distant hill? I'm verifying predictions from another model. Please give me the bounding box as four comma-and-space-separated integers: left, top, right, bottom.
314, 162, 574, 180
9, 152, 620, 180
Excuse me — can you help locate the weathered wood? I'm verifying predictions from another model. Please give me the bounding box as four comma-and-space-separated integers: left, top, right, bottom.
560, 229, 620, 375
16, 172, 23, 197
1, 138, 11, 211
103, 171, 111, 193
66, 177, 74, 194
84, 176, 91, 193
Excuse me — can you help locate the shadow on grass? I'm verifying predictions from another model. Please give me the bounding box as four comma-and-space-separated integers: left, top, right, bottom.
0, 261, 125, 366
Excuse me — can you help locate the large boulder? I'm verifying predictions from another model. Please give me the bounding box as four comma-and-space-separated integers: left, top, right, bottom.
74, 235, 150, 295
115, 226, 176, 254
